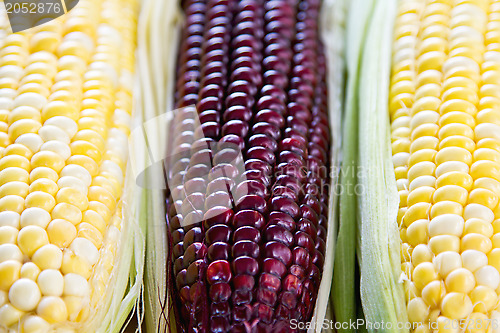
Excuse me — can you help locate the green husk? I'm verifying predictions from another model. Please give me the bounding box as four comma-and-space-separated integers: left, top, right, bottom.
136, 0, 180, 331
332, 0, 374, 330
310, 0, 345, 330
356, 0, 408, 331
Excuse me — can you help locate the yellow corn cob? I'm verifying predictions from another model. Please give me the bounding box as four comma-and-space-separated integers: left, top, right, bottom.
390, 0, 500, 331
0, 0, 138, 331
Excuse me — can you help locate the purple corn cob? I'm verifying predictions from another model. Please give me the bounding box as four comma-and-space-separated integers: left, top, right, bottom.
165, 0, 331, 331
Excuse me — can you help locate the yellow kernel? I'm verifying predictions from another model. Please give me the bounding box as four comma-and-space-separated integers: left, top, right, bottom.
407, 297, 429, 323
429, 235, 460, 254
0, 182, 29, 199
436, 171, 473, 191
25, 191, 56, 212
47, 219, 77, 248
81, 210, 106, 233
461, 233, 492, 253
410, 124, 439, 141
77, 223, 103, 248
403, 203, 431, 227
56, 187, 89, 211
445, 268, 475, 293
468, 188, 498, 210
407, 186, 435, 206
465, 218, 493, 238
410, 136, 439, 153
411, 244, 432, 266
413, 262, 438, 290
51, 203, 83, 225
36, 296, 68, 324
439, 111, 476, 128
31, 151, 65, 173
8, 119, 42, 142
430, 201, 464, 218
17, 225, 49, 256
0, 260, 21, 291
29, 178, 58, 196
432, 185, 468, 205
0, 195, 25, 213
0, 167, 29, 186
476, 108, 500, 126
439, 99, 477, 116
60, 250, 91, 279
470, 286, 497, 312
66, 156, 98, 177
421, 280, 444, 308
440, 292, 473, 320
471, 160, 500, 182
87, 186, 115, 211
407, 162, 436, 183
439, 136, 476, 153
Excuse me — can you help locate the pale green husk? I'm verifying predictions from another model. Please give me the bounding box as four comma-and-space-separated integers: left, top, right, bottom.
356, 0, 408, 332
332, 0, 373, 330
136, 0, 180, 330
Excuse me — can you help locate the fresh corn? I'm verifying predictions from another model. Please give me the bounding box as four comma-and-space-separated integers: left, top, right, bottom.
357, 0, 500, 332
0, 0, 140, 331
163, 0, 333, 331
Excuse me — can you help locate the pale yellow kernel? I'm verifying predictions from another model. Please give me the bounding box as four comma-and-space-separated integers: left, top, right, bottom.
430, 201, 464, 218
31, 151, 65, 174
36, 296, 68, 324
428, 214, 464, 237
410, 136, 439, 153
47, 219, 77, 248
29, 179, 58, 196
87, 201, 111, 224
0, 303, 24, 327
81, 210, 106, 233
441, 292, 473, 319
465, 218, 493, 238
407, 297, 429, 323
0, 182, 29, 199
432, 185, 468, 205
411, 243, 432, 266
51, 203, 83, 225
429, 235, 461, 254
410, 124, 440, 141
413, 262, 438, 290
445, 268, 475, 293
468, 188, 498, 210
32, 244, 63, 270
407, 186, 434, 207
407, 162, 436, 183
0, 260, 21, 291
408, 149, 437, 168
461, 233, 492, 253
403, 203, 431, 227
470, 286, 497, 312
421, 280, 444, 308
25, 192, 56, 212
436, 171, 473, 191
20, 262, 40, 281
439, 99, 477, 116
56, 187, 89, 212
476, 138, 500, 153
8, 119, 42, 142
60, 250, 91, 279
439, 136, 476, 153
0, 194, 24, 213
29, 167, 58, 183
66, 156, 98, 177
77, 223, 103, 248
412, 96, 441, 115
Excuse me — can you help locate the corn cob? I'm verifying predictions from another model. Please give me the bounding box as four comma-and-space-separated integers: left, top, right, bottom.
358, 0, 500, 332
0, 0, 139, 331
164, 0, 331, 330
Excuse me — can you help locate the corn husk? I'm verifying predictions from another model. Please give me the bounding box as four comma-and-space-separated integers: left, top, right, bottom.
138, 0, 345, 331
356, 0, 408, 331
332, 0, 374, 331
